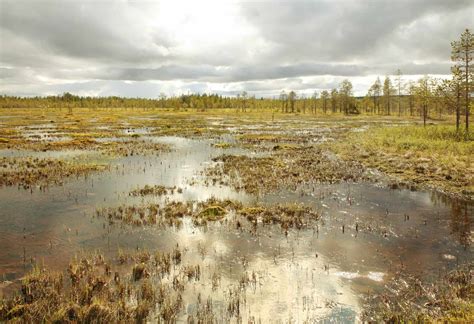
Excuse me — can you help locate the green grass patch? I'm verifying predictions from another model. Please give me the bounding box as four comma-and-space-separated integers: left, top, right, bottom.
364, 125, 473, 156
330, 124, 473, 198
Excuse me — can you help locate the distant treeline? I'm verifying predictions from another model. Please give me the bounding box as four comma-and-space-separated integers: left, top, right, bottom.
1, 28, 472, 133
0, 93, 239, 110
0, 86, 466, 119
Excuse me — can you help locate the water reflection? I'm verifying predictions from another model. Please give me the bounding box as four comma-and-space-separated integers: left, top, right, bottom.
0, 136, 472, 321
430, 191, 473, 248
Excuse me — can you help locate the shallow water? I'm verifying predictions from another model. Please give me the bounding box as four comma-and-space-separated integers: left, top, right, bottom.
16, 123, 72, 142
0, 135, 472, 322
0, 148, 98, 159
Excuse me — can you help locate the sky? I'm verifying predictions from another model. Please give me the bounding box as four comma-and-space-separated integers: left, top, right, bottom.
0, 0, 473, 98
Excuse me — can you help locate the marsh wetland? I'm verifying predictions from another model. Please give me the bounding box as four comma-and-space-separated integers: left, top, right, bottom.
0, 109, 472, 322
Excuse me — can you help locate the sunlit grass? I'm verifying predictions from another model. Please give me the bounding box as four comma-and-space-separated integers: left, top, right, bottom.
331, 124, 473, 197
363, 125, 473, 156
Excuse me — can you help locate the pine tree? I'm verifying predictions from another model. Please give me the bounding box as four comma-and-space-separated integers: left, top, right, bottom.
451, 29, 474, 132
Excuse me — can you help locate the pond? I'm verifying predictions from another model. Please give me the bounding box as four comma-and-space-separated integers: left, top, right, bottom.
0, 133, 472, 322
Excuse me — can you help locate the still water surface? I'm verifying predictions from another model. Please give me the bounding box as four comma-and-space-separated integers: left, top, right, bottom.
0, 136, 472, 322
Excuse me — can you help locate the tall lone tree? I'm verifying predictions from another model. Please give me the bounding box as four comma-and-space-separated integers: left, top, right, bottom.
370, 77, 382, 114
438, 67, 463, 131
339, 79, 353, 115
407, 81, 416, 116
311, 91, 319, 114
330, 89, 338, 113
395, 69, 403, 116
240, 91, 248, 112
452, 67, 463, 132
288, 91, 297, 113
383, 76, 394, 115
415, 76, 433, 127
451, 29, 473, 132
320, 90, 329, 114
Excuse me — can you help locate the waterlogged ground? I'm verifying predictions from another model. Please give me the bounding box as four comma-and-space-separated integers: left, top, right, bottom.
0, 109, 472, 322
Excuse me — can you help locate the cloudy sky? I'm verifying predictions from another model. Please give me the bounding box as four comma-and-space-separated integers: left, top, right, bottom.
0, 0, 472, 98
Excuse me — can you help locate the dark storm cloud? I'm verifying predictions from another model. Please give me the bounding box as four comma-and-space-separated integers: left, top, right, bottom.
240, 0, 473, 64
44, 63, 367, 81
33, 61, 451, 83
0, 0, 472, 96
0, 0, 172, 66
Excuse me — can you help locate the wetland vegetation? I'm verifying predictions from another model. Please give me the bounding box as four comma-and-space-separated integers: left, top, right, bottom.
0, 103, 472, 322
0, 8, 473, 323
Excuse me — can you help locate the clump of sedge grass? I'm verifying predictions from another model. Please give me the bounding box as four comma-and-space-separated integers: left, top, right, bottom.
0, 247, 202, 323
129, 184, 181, 197
363, 262, 474, 322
